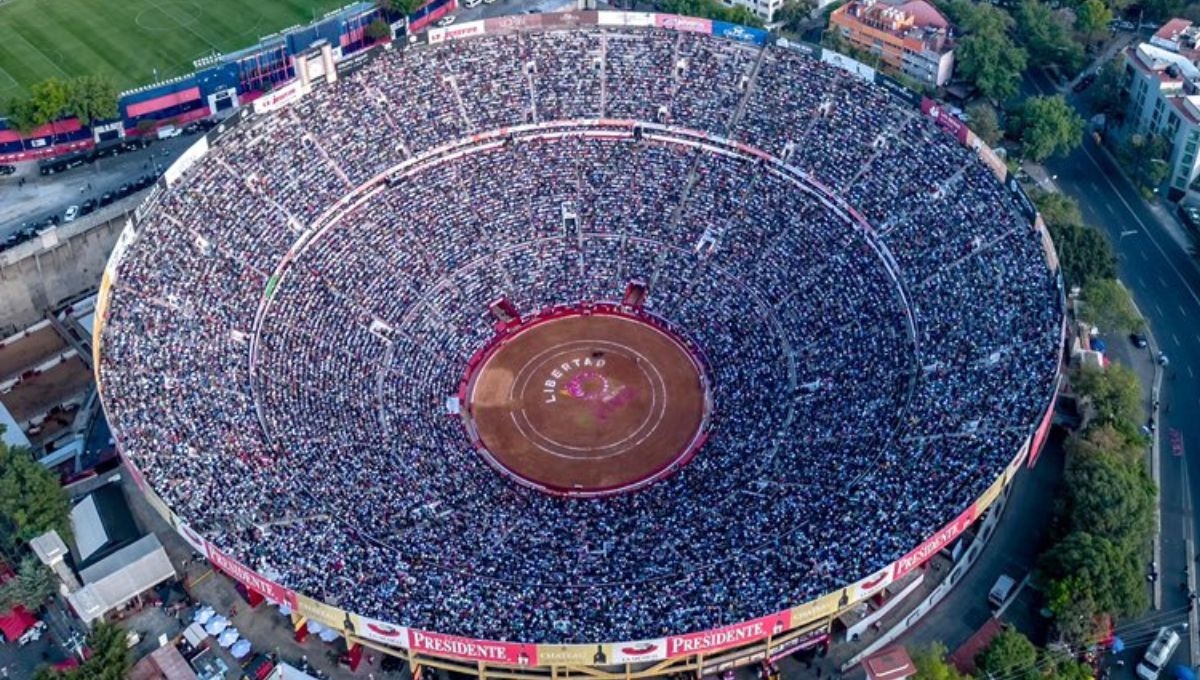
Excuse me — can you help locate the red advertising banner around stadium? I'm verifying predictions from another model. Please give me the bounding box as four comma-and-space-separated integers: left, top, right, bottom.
408, 629, 539, 665
205, 544, 297, 608
891, 503, 980, 579
919, 98, 969, 145
654, 13, 712, 33
666, 610, 791, 657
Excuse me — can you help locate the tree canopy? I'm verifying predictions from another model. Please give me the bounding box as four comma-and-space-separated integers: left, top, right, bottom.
966, 102, 1003, 146
1017, 95, 1085, 162
1078, 278, 1145, 334
1013, 0, 1084, 72
0, 555, 56, 612
1087, 59, 1126, 117
34, 622, 132, 680
0, 441, 71, 550
1033, 190, 1116, 289
976, 627, 1037, 679
659, 0, 765, 25
1075, 0, 1113, 43
1040, 531, 1148, 618
1065, 447, 1156, 549
3, 76, 119, 133
912, 642, 972, 680
956, 30, 1028, 102
1071, 362, 1144, 427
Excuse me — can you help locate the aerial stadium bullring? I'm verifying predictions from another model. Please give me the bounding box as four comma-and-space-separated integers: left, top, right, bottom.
94, 10, 1064, 673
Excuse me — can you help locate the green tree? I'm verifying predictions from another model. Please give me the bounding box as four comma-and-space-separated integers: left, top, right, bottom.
1122, 134, 1170, 191
1065, 448, 1156, 549
0, 442, 71, 550
1075, 0, 1114, 43
3, 97, 41, 134
912, 642, 972, 680
0, 555, 56, 611
1014, 0, 1085, 71
64, 76, 119, 127
1046, 648, 1102, 680
1034, 201, 1116, 288
957, 31, 1028, 102
966, 102, 1003, 146
776, 0, 817, 31
365, 18, 392, 41
976, 627, 1037, 679
375, 0, 426, 16
1086, 58, 1126, 116
28, 78, 70, 129
1068, 422, 1146, 466
1040, 531, 1148, 618
78, 621, 132, 680
1042, 576, 1101, 646
1018, 95, 1084, 162
1079, 278, 1144, 333
1070, 362, 1144, 426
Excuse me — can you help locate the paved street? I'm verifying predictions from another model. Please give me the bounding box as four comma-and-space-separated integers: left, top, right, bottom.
0, 133, 199, 239
1025, 63, 1200, 669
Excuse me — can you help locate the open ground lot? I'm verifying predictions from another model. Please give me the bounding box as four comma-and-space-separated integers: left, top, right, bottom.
0, 0, 354, 100
0, 324, 65, 378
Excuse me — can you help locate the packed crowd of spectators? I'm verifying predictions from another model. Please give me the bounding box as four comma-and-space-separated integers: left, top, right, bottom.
98, 24, 1061, 644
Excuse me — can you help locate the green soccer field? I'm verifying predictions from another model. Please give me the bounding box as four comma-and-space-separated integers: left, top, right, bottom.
0, 0, 355, 102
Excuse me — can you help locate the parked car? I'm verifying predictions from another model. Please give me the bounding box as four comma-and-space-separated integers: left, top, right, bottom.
435, 14, 457, 26
1130, 332, 1148, 348
62, 205, 79, 223
1073, 73, 1097, 92
0, 164, 15, 175
80, 198, 97, 215
1158, 352, 1169, 366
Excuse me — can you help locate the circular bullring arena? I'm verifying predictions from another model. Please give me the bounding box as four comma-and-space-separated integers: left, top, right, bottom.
464, 310, 710, 496
95, 11, 1064, 673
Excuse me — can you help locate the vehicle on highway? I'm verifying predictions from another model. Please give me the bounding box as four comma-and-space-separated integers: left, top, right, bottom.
1178, 204, 1200, 237
62, 205, 79, 223
988, 574, 1017, 609
0, 164, 15, 176
435, 14, 457, 26
1073, 73, 1097, 92
1130, 332, 1148, 348
1136, 627, 1181, 680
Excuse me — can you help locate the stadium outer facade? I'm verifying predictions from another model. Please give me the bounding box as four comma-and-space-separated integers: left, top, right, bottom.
92, 11, 1067, 678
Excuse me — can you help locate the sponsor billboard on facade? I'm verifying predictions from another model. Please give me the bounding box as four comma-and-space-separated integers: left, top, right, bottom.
535, 643, 614, 666
873, 73, 921, 108
429, 20, 486, 44
849, 565, 894, 601
711, 21, 767, 45
666, 610, 791, 657
821, 51, 874, 82
252, 80, 305, 115
596, 10, 656, 26
654, 13, 712, 33
789, 591, 840, 625
892, 504, 980, 579
296, 594, 346, 631
171, 517, 210, 556
205, 544, 297, 608
611, 638, 668, 663
348, 613, 409, 647
408, 629, 539, 665
919, 97, 969, 144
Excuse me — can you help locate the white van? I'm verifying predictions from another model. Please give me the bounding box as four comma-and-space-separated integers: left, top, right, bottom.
988, 574, 1016, 609
1136, 627, 1181, 680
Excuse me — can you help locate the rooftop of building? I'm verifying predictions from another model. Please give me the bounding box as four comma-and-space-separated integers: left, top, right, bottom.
832, 0, 952, 52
